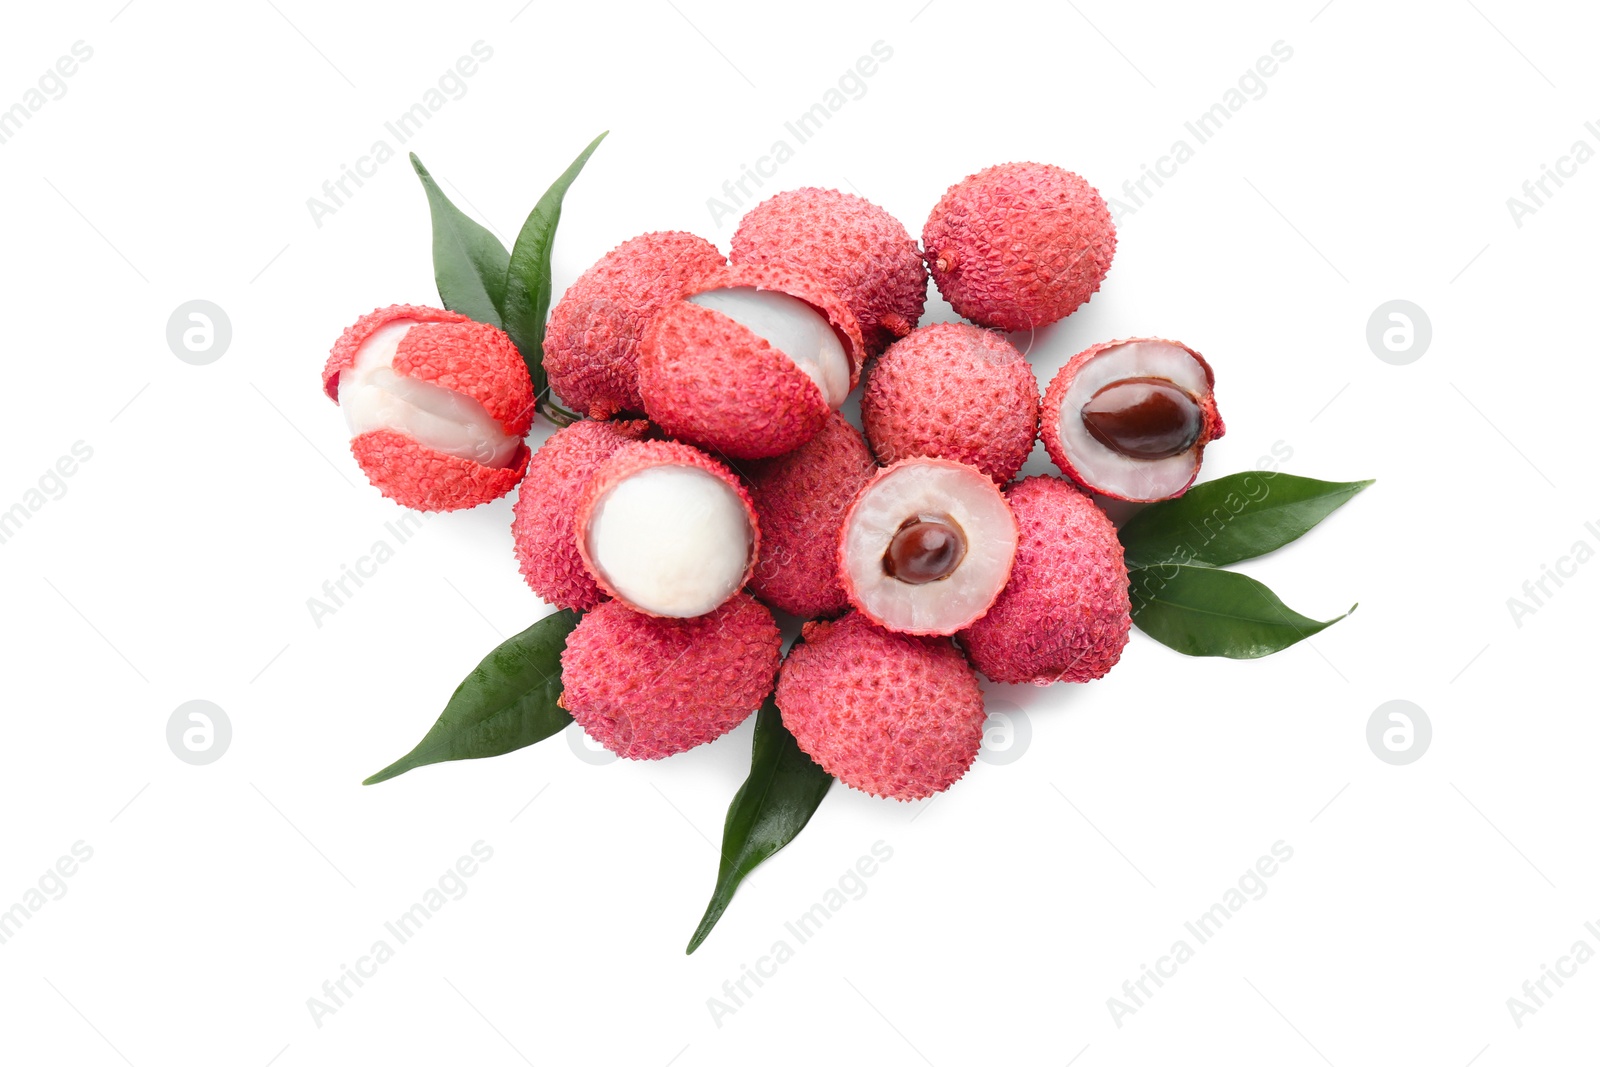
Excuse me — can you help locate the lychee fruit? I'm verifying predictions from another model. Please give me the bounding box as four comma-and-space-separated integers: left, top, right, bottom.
322, 304, 535, 512
744, 412, 878, 619
1040, 338, 1224, 502
543, 232, 726, 418
922, 162, 1116, 332
861, 322, 1040, 484
510, 418, 649, 611
575, 439, 759, 618
776, 611, 986, 800
730, 187, 927, 357
838, 457, 1017, 636
560, 594, 781, 760
637, 264, 865, 459
958, 476, 1130, 685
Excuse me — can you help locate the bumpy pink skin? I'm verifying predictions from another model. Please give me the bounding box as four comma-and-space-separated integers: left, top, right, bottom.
861, 322, 1040, 484
744, 412, 878, 618
574, 439, 760, 618
957, 477, 1130, 685
730, 187, 928, 358
511, 419, 649, 611
776, 612, 986, 800
323, 306, 536, 512
560, 594, 781, 760
1040, 337, 1225, 502
637, 264, 866, 460
544, 232, 727, 418
923, 163, 1116, 332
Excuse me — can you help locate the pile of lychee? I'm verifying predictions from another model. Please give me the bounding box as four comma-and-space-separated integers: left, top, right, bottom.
321, 162, 1227, 802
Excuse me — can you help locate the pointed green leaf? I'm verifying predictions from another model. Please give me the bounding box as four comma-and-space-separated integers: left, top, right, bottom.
1118, 472, 1374, 570
1128, 564, 1354, 659
501, 131, 608, 406
364, 610, 580, 785
687, 697, 833, 954
410, 154, 511, 327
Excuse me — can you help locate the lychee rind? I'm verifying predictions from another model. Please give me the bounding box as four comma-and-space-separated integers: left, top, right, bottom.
957, 476, 1130, 685
544, 232, 727, 418
511, 418, 649, 611
744, 412, 878, 618
637, 264, 866, 460
922, 162, 1115, 332
730, 187, 928, 358
560, 594, 781, 760
349, 430, 528, 512
776, 612, 986, 801
321, 304, 467, 402
861, 322, 1040, 484
1040, 337, 1224, 502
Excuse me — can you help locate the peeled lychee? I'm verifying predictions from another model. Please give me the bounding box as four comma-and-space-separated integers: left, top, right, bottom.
744, 412, 878, 618
543, 232, 726, 418
560, 594, 781, 760
776, 611, 986, 800
958, 476, 1130, 685
1040, 338, 1224, 502
922, 162, 1115, 332
575, 439, 759, 618
839, 458, 1017, 636
638, 264, 865, 459
861, 322, 1040, 484
510, 418, 648, 611
322, 304, 534, 512
730, 187, 927, 357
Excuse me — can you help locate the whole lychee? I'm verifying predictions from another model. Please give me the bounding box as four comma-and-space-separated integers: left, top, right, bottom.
957, 476, 1130, 685
776, 611, 986, 801
838, 457, 1017, 636
861, 322, 1040, 484
922, 162, 1115, 332
575, 439, 759, 618
730, 187, 927, 357
560, 594, 781, 760
1040, 338, 1224, 502
744, 412, 878, 618
543, 232, 726, 418
638, 264, 865, 460
511, 418, 648, 611
322, 304, 534, 512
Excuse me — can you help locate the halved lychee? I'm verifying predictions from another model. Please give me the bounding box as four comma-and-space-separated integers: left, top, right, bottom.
575, 439, 758, 619
838, 458, 1017, 636
1040, 338, 1224, 502
638, 264, 865, 459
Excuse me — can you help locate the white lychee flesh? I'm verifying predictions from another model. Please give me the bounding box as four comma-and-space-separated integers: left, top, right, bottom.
1055, 341, 1209, 500
688, 287, 849, 408
338, 321, 522, 468
584, 465, 753, 618
841, 460, 1018, 635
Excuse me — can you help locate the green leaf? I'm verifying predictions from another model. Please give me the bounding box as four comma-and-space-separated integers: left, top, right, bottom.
686, 697, 833, 954
410, 154, 511, 327
1118, 472, 1374, 570
364, 610, 580, 785
502, 131, 608, 409
1128, 565, 1353, 659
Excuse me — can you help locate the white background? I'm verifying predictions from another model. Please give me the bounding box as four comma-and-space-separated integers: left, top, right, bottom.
1, 1, 1595, 1064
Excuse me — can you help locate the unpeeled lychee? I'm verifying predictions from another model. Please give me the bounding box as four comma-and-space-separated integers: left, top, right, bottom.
560, 594, 781, 760
543, 232, 726, 418
744, 412, 878, 618
922, 162, 1115, 332
958, 476, 1130, 685
730, 187, 927, 357
511, 418, 648, 611
861, 322, 1039, 484
575, 439, 758, 618
322, 304, 534, 512
776, 611, 986, 800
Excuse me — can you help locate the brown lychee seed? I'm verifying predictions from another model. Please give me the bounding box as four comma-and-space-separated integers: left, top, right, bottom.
883, 517, 967, 584
1081, 377, 1203, 460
